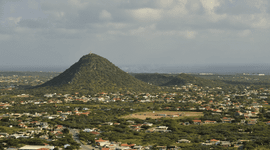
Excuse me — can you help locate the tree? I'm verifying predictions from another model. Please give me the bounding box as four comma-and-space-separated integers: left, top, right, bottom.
109, 134, 119, 142
62, 128, 70, 134
243, 141, 254, 150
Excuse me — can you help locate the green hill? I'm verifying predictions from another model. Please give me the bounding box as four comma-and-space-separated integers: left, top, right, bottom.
34, 53, 157, 94
134, 73, 227, 87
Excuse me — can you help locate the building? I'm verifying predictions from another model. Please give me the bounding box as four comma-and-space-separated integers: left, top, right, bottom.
18, 145, 54, 150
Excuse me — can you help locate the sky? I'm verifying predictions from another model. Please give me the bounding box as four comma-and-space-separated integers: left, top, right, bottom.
0, 0, 270, 72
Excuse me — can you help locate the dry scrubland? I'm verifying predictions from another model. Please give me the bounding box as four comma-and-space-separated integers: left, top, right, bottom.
122, 111, 203, 120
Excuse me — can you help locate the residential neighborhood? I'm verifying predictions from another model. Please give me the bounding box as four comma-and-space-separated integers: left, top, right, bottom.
1, 70, 270, 150
1, 79, 270, 150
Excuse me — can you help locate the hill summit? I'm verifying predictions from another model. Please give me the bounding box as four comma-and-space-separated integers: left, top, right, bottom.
37, 53, 156, 93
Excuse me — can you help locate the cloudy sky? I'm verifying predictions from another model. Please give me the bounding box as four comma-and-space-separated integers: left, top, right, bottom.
0, 0, 270, 71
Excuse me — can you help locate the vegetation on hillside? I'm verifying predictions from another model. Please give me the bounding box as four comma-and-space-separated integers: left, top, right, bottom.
31, 54, 158, 94
133, 73, 228, 87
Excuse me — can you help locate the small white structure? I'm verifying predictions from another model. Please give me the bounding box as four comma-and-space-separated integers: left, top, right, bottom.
83, 128, 93, 132
19, 145, 54, 150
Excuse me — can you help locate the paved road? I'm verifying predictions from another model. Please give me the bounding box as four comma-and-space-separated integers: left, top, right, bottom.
69, 128, 99, 150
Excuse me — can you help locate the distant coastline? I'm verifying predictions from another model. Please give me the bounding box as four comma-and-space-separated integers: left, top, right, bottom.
1, 64, 270, 75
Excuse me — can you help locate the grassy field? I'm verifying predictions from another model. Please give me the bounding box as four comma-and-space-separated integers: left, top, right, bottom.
121, 111, 203, 120
0, 126, 27, 134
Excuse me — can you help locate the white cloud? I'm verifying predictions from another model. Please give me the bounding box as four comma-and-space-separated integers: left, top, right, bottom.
166, 0, 188, 17
8, 17, 22, 25
189, 2, 201, 12
183, 30, 197, 39
129, 24, 156, 36
209, 29, 224, 33
28, 0, 39, 10
200, 0, 221, 12
156, 0, 174, 8
246, 0, 268, 13
229, 14, 270, 29
251, 14, 270, 29
207, 11, 227, 22
99, 10, 113, 21
238, 29, 251, 37
1, 0, 270, 67
93, 22, 129, 30
130, 8, 163, 21
68, 0, 89, 8
0, 34, 12, 41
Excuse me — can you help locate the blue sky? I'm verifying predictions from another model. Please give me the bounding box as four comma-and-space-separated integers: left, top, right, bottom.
0, 0, 270, 71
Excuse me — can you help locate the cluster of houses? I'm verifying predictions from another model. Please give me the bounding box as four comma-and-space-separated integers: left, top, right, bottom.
95, 138, 145, 150
201, 139, 252, 149
1, 84, 270, 149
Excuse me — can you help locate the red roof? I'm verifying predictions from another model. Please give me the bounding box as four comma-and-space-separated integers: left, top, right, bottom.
121, 144, 129, 147
91, 131, 100, 135
95, 138, 108, 142
204, 120, 215, 122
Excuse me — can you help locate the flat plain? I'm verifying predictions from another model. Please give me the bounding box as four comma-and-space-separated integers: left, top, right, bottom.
122, 111, 204, 120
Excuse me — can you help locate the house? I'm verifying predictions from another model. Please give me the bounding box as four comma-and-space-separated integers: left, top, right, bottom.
247, 119, 257, 125
0, 132, 9, 138
64, 144, 70, 149
18, 145, 54, 150
216, 141, 231, 147
210, 139, 220, 144
201, 143, 213, 146
235, 111, 243, 116
98, 97, 105, 101
193, 120, 202, 125
143, 122, 153, 126
39, 135, 49, 140
155, 126, 171, 132
203, 120, 217, 124
221, 117, 234, 123
83, 128, 94, 132
103, 122, 113, 126
182, 122, 190, 126
126, 120, 135, 124
81, 112, 90, 116
95, 138, 110, 146
82, 108, 89, 110
198, 107, 206, 110
120, 143, 131, 148
156, 146, 166, 150
90, 131, 100, 135
157, 114, 167, 117
55, 125, 63, 130
237, 140, 250, 144
166, 146, 180, 150
178, 139, 191, 143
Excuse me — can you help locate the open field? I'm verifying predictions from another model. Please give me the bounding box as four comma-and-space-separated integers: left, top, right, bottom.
121, 111, 203, 120
0, 126, 27, 134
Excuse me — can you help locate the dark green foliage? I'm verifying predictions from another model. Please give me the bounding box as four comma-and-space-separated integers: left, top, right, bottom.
50, 134, 80, 148
134, 73, 227, 87
79, 131, 95, 144
33, 53, 157, 94
4, 138, 45, 147
133, 73, 175, 86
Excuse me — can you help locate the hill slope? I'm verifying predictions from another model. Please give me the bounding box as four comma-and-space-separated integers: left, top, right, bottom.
134, 73, 227, 87
35, 53, 157, 94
